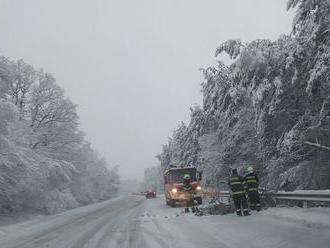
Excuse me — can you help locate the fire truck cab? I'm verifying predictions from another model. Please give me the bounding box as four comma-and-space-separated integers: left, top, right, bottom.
164, 166, 202, 207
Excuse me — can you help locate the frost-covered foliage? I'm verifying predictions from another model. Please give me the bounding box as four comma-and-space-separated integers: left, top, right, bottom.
215, 39, 243, 59
0, 58, 119, 214
157, 0, 330, 191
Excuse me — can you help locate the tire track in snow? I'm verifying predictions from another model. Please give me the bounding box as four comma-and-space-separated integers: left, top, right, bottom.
0, 196, 144, 248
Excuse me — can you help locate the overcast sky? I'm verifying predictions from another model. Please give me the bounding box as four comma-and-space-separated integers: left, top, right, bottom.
0, 0, 294, 180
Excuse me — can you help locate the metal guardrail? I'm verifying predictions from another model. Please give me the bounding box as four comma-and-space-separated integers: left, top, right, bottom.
275, 191, 330, 208
206, 190, 330, 208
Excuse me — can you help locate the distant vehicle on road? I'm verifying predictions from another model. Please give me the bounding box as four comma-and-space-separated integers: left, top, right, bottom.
145, 191, 157, 199
164, 166, 202, 207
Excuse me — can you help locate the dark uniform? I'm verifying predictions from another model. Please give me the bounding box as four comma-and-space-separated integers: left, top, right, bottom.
228, 170, 249, 216
183, 174, 194, 211
183, 174, 193, 192
183, 181, 193, 192
244, 173, 261, 211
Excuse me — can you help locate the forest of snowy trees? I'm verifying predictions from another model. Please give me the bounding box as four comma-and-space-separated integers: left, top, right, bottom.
0, 58, 119, 214
157, 0, 330, 191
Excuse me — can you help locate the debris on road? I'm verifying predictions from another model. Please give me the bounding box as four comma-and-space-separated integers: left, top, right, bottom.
195, 202, 235, 216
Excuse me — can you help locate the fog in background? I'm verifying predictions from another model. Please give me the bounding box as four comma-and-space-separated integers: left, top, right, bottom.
0, 0, 294, 180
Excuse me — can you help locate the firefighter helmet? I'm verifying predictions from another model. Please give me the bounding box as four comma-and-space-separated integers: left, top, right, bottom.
183, 174, 191, 180
247, 166, 254, 173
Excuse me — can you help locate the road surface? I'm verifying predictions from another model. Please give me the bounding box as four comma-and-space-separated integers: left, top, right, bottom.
0, 195, 329, 248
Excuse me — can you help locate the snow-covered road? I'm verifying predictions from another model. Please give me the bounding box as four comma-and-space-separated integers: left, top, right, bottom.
0, 195, 329, 248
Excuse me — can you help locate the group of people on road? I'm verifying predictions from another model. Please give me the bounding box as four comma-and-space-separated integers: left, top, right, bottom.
178, 166, 261, 216
228, 166, 261, 216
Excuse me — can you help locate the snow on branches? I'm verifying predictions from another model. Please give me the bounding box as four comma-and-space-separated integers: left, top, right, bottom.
0, 57, 119, 214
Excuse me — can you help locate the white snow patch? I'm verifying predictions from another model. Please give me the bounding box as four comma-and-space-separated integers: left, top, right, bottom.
260, 207, 330, 230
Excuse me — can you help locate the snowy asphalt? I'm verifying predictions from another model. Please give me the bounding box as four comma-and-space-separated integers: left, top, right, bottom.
0, 195, 329, 248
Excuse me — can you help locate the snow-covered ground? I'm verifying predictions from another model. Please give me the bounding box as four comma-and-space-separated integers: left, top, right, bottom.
0, 195, 329, 248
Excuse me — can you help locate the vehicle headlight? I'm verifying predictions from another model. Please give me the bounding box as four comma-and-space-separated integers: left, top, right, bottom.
196, 186, 202, 191
171, 188, 177, 193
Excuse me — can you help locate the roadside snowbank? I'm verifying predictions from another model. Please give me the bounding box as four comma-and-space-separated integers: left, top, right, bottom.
141, 197, 330, 248
260, 207, 330, 229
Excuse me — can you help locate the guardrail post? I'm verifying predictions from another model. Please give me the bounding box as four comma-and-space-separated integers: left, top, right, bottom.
303, 200, 308, 208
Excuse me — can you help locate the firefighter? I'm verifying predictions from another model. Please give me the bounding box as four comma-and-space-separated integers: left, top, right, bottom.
244, 166, 261, 211
183, 174, 193, 212
228, 168, 250, 216
183, 174, 193, 193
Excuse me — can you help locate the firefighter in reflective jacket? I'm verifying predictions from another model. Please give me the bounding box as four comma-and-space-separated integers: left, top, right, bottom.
228, 168, 250, 216
183, 174, 193, 192
183, 174, 193, 212
244, 166, 261, 211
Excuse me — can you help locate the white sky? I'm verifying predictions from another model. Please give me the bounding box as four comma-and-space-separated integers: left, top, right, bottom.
0, 0, 294, 180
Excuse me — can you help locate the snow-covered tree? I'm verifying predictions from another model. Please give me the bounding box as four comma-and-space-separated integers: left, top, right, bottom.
0, 56, 119, 213
158, 0, 330, 191
0, 57, 12, 98
29, 72, 81, 152
7, 59, 36, 119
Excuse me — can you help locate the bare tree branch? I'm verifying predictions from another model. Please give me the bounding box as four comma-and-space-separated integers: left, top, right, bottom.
303, 141, 330, 151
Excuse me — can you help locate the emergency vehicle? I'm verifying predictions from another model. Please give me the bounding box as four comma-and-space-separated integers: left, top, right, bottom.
164, 166, 202, 207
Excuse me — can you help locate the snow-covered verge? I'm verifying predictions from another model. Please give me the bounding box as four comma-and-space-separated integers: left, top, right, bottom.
260, 207, 330, 230
0, 58, 119, 215
140, 196, 330, 248
157, 0, 330, 191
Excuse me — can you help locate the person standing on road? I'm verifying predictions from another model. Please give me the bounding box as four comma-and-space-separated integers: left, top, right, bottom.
228, 168, 250, 216
244, 166, 261, 211
183, 174, 194, 213
183, 174, 193, 191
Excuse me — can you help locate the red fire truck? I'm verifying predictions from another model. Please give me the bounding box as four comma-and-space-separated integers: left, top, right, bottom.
164, 166, 202, 207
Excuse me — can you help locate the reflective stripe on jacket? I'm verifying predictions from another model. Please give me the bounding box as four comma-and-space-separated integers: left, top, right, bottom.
244, 173, 259, 192
228, 175, 245, 196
